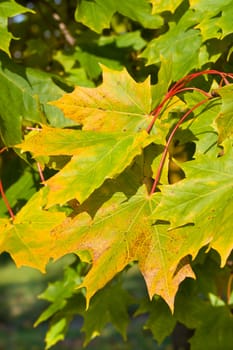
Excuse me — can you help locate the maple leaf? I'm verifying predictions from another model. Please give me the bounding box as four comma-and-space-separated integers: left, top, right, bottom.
81, 282, 132, 345
154, 141, 233, 265
51, 66, 152, 132
135, 296, 176, 344
51, 186, 194, 311
0, 188, 66, 271
18, 127, 156, 206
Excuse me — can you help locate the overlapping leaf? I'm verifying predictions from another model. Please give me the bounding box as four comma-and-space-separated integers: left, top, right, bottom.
0, 52, 69, 146
154, 142, 233, 265
50, 186, 194, 310
75, 0, 162, 33
141, 10, 202, 80
18, 127, 156, 206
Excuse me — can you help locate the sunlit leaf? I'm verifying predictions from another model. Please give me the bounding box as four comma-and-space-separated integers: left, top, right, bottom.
141, 10, 202, 80
18, 127, 156, 205
154, 143, 233, 265
51, 66, 152, 132
51, 186, 195, 310
150, 0, 184, 13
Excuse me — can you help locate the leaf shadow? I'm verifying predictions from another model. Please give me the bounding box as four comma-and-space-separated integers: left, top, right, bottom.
72, 144, 164, 218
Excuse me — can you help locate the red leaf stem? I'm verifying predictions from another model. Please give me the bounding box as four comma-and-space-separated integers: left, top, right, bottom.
227, 272, 233, 304
150, 97, 210, 195
37, 162, 45, 183
0, 147, 7, 154
147, 70, 230, 134
176, 87, 211, 98
146, 92, 172, 133
0, 179, 15, 220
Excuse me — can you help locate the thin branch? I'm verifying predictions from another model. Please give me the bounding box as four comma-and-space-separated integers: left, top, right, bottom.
227, 272, 233, 304
52, 12, 76, 46
32, 0, 76, 46
37, 162, 45, 183
149, 97, 210, 195
0, 180, 15, 220
0, 147, 7, 154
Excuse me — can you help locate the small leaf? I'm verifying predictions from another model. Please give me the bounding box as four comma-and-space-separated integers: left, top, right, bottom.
81, 282, 132, 345
35, 267, 82, 326
136, 296, 176, 344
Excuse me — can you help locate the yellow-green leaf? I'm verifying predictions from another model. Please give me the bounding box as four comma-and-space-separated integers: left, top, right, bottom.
18, 127, 156, 206
0, 188, 66, 271
51, 186, 195, 310
51, 66, 152, 132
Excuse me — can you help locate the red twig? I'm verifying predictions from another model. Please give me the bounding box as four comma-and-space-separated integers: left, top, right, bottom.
146, 92, 172, 133
176, 87, 211, 98
149, 97, 210, 195
0, 147, 7, 154
0, 180, 15, 220
146, 69, 233, 194
37, 162, 45, 182
227, 272, 233, 304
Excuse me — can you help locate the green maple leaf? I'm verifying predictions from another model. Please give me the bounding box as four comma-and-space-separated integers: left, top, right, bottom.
35, 266, 82, 327
154, 141, 233, 265
75, 0, 162, 33
190, 306, 233, 350
18, 127, 156, 206
136, 296, 176, 344
81, 282, 132, 345
141, 10, 202, 80
216, 1, 233, 37
0, 52, 68, 146
51, 186, 195, 310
